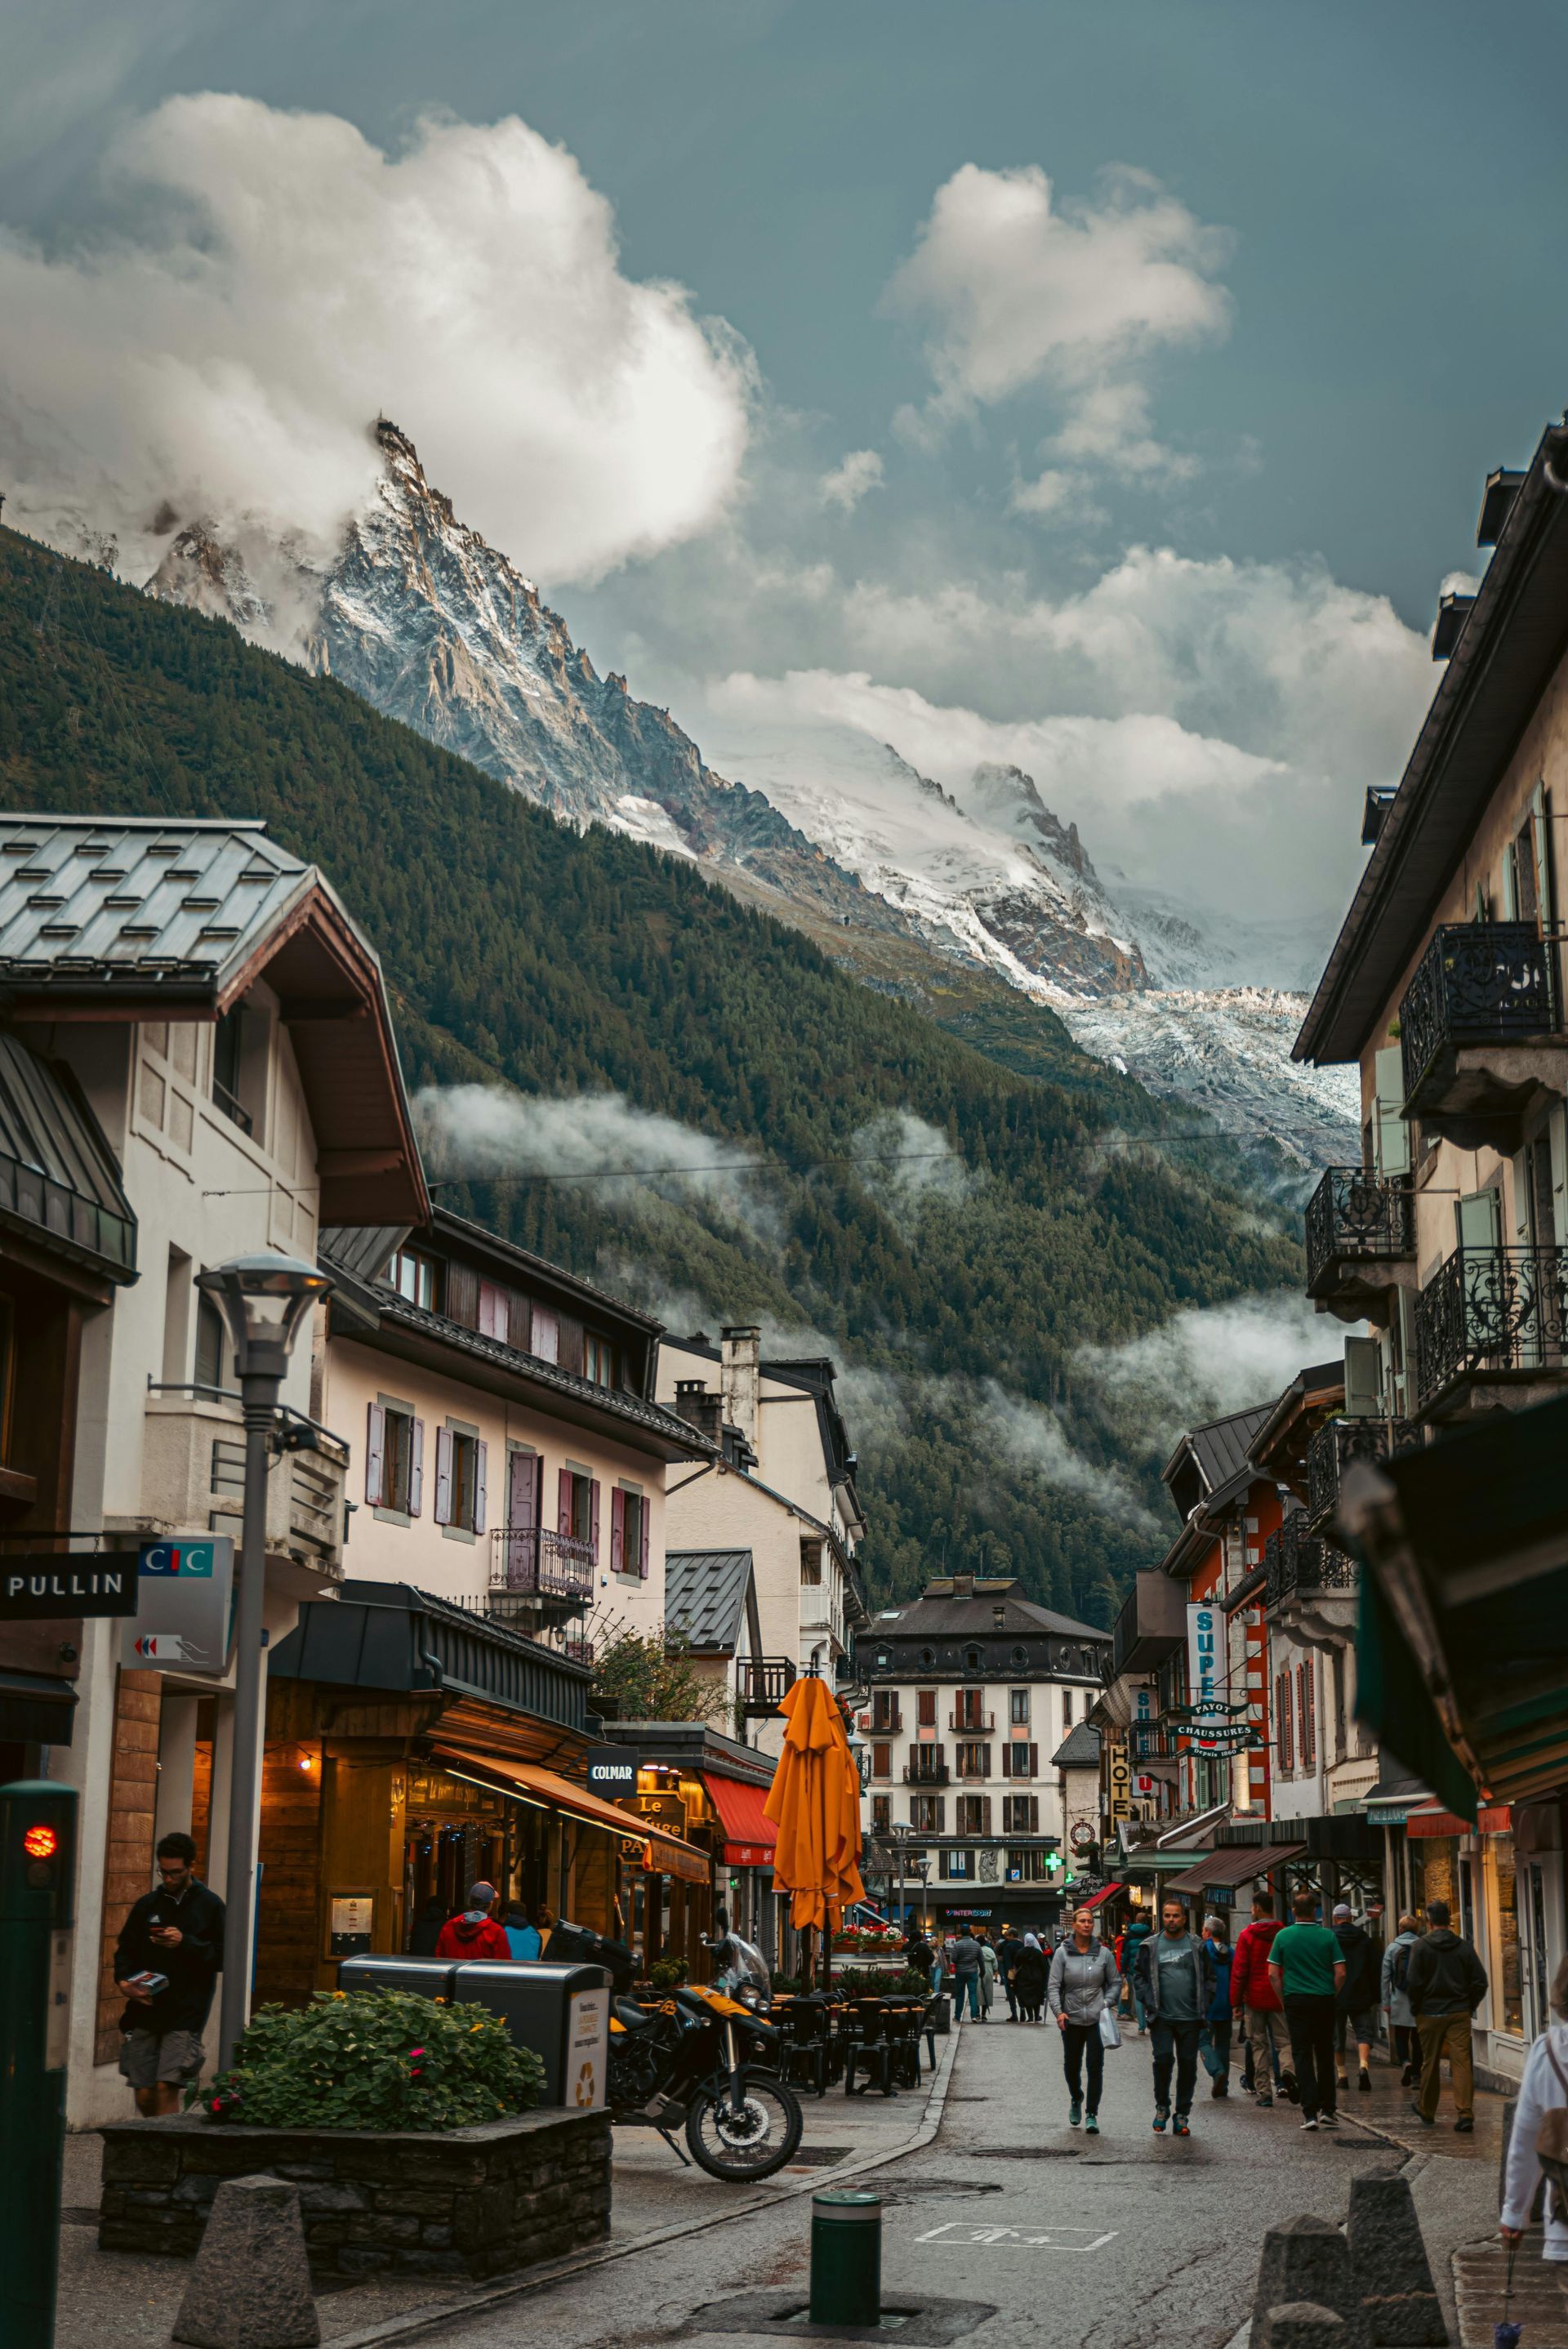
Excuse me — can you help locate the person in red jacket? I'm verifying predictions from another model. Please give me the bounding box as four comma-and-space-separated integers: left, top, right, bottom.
434, 1881, 513, 1963
1232, 1890, 1290, 2107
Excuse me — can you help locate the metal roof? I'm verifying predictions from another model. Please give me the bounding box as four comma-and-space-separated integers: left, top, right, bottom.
870, 1585, 1108, 1646
268, 1580, 589, 1733
665, 1549, 755, 1654
1296, 417, 1568, 1065
0, 816, 327, 999
1183, 1403, 1276, 1498
1051, 1721, 1102, 1769
0, 1032, 136, 1281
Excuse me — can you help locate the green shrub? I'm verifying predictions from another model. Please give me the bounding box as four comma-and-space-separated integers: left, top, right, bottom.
210, 1988, 546, 2130
647, 1959, 689, 1990
835, 1967, 933, 1996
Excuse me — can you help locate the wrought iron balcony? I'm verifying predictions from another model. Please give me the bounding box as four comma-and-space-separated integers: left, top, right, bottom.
488, 1526, 596, 1602
1399, 922, 1562, 1133
737, 1656, 794, 1717
1304, 1168, 1414, 1304
902, 1760, 951, 1786
1414, 1245, 1568, 1411
1304, 1415, 1416, 1533
949, 1709, 995, 1733
1264, 1511, 1357, 1609
870, 1703, 903, 1735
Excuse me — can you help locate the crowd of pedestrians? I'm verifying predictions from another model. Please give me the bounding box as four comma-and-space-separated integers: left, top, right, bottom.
901, 1888, 1489, 2145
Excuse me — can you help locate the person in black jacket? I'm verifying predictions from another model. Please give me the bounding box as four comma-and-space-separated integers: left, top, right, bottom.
113, 1831, 225, 2115
1406, 1899, 1488, 2132
1331, 1904, 1383, 2094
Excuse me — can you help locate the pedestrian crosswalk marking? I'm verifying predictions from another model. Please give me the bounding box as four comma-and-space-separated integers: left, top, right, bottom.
912, 2222, 1119, 2251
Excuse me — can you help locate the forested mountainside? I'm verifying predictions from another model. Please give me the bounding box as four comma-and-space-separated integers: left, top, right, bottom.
0, 528, 1299, 1623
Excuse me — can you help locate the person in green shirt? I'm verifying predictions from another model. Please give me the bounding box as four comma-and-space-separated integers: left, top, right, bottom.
1268, 1888, 1347, 2128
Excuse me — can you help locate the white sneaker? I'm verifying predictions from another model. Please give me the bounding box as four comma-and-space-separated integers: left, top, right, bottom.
1299, 2116, 1319, 2130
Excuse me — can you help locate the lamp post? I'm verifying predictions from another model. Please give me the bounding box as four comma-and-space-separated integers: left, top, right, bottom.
889, 1821, 912, 1933
197, 1254, 333, 2072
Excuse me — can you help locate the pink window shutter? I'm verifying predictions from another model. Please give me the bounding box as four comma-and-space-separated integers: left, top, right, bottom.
609, 1487, 626, 1573
589, 1479, 601, 1561
434, 1427, 453, 1526
639, 1498, 650, 1580
365, 1402, 385, 1509
558, 1468, 574, 1537
473, 1442, 487, 1536
409, 1418, 425, 1517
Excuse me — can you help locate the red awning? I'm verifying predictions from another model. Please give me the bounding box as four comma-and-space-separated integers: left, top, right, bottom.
1405, 1808, 1472, 1839
703, 1772, 777, 1868
1076, 1881, 1127, 1912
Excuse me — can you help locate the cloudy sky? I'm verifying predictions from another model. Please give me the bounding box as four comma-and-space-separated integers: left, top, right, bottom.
2, 0, 1563, 944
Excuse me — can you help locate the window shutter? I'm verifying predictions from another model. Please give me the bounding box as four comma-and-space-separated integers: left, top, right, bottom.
532, 1307, 560, 1365
639, 1498, 650, 1580
1027, 1744, 1037, 1777
365, 1402, 385, 1508
1029, 1796, 1040, 1834
1373, 1045, 1411, 1178
507, 1290, 531, 1351
1343, 1336, 1382, 1419
434, 1428, 453, 1526
409, 1417, 425, 1517
446, 1263, 479, 1329
559, 1468, 574, 1536
558, 1313, 585, 1376
610, 1487, 626, 1573
589, 1478, 601, 1560
979, 1745, 991, 1780
980, 1796, 992, 1836
934, 1743, 945, 1773
935, 1798, 945, 1834
473, 1441, 487, 1536
1456, 1188, 1501, 1252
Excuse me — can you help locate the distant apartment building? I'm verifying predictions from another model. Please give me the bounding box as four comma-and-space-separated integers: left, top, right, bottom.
858, 1574, 1110, 1937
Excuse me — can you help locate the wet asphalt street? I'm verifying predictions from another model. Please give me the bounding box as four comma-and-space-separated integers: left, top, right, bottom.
430, 2012, 1414, 2349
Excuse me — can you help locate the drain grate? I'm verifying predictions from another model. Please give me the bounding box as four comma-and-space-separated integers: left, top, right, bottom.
787, 2147, 853, 2166
881, 2181, 1003, 2199
976, 2146, 1082, 2160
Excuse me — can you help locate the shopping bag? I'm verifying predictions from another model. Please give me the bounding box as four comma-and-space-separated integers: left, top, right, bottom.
1098, 2004, 1122, 2050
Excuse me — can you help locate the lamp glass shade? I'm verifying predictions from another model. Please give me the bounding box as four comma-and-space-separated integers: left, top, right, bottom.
198, 1254, 334, 1380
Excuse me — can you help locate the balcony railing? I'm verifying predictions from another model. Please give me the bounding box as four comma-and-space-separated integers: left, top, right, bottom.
1305, 1415, 1415, 1533
488, 1526, 596, 1601
737, 1656, 794, 1716
870, 1705, 902, 1735
1304, 1168, 1414, 1297
902, 1761, 951, 1786
1264, 1511, 1357, 1607
1400, 922, 1559, 1106
949, 1709, 995, 1733
1414, 1245, 1568, 1409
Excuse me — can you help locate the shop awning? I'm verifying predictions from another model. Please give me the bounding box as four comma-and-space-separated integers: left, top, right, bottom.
1340, 1393, 1568, 1822
434, 1745, 709, 1883
1165, 1842, 1305, 1899
1076, 1881, 1126, 1912
702, 1772, 777, 1868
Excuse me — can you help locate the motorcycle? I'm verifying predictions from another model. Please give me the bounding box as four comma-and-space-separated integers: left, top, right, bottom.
606, 1928, 804, 2182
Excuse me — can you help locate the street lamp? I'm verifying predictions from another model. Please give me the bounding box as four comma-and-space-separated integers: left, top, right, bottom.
198, 1254, 333, 2070
844, 1720, 871, 1793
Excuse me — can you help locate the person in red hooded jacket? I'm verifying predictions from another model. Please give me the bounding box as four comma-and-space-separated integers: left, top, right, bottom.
434, 1881, 513, 1963
1232, 1891, 1291, 2107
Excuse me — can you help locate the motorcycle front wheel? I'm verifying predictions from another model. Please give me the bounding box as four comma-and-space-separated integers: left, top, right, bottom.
684, 2071, 804, 2182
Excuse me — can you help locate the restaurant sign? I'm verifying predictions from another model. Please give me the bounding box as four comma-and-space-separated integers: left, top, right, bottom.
585, 1746, 639, 1796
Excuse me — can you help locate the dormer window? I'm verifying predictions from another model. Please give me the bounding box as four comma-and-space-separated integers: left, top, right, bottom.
584, 1333, 617, 1386
212, 1005, 254, 1135
964, 1645, 982, 1673
390, 1247, 437, 1310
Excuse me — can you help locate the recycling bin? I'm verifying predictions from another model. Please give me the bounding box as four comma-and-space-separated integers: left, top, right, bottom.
453, 1961, 612, 2110
336, 1952, 457, 2003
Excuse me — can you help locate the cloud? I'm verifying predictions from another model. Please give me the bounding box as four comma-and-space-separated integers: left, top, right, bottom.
883, 162, 1231, 476
820, 448, 884, 511
411, 1084, 780, 1243
1074, 1291, 1342, 1460
849, 1108, 979, 1231
0, 94, 753, 587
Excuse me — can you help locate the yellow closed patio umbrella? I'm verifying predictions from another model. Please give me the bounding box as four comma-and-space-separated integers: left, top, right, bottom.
764, 1673, 866, 1940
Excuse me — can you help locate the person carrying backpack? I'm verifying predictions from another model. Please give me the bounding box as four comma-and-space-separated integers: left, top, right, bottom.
1501, 1953, 1568, 2262
1200, 1914, 1235, 2097
1381, 1910, 1421, 2086
1406, 1899, 1487, 2131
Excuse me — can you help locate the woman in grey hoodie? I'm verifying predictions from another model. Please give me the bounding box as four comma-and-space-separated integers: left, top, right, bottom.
1048, 1905, 1121, 2132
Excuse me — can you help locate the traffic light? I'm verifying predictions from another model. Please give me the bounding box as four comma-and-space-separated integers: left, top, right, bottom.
0, 1780, 78, 2349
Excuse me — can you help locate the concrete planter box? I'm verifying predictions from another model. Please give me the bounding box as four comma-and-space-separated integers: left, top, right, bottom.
98, 2106, 611, 2282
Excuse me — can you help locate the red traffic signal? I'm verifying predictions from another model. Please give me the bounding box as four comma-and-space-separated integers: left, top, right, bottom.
22, 1824, 58, 1860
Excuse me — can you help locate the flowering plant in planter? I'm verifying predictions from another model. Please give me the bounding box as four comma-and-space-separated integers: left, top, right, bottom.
203, 1987, 546, 2130
831, 1925, 903, 1952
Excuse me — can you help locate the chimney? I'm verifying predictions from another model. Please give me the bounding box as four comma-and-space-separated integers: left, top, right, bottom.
952, 1572, 975, 1598
674, 1379, 724, 1443
720, 1326, 760, 1449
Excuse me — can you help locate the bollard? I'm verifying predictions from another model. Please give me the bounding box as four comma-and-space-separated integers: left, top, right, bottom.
810, 2190, 883, 2327
0, 1780, 78, 2349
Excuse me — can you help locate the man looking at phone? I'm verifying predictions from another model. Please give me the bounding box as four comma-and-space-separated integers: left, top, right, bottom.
113, 1830, 225, 2115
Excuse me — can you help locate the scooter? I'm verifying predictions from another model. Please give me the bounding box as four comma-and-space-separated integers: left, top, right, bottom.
606, 1928, 804, 2182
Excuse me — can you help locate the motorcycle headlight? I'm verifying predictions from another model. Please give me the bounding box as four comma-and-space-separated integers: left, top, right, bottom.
737, 1984, 763, 2011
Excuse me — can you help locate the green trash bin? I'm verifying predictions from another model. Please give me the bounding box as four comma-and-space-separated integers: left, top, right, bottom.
810, 2189, 882, 2326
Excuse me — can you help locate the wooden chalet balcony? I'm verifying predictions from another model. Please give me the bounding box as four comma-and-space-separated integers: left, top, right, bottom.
1414, 1245, 1568, 1416
1304, 1415, 1416, 1535
1399, 922, 1568, 1143
1303, 1168, 1414, 1318
737, 1656, 795, 1717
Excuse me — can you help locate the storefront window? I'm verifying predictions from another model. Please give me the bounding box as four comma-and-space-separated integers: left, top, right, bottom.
1411, 1837, 1457, 1916
1493, 1839, 1523, 2036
